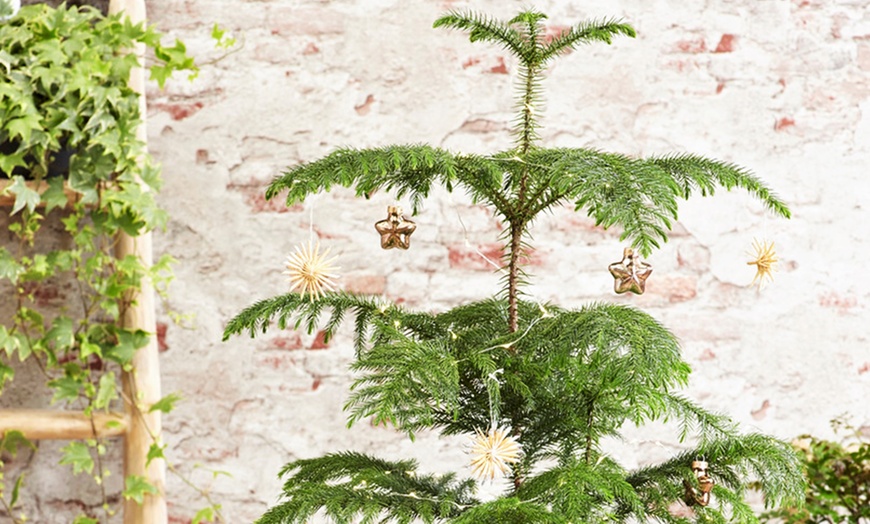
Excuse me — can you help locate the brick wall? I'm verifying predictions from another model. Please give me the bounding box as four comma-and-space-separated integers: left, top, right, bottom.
3, 0, 869, 521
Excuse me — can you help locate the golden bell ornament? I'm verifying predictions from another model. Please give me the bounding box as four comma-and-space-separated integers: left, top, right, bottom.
608, 247, 652, 295
374, 206, 417, 250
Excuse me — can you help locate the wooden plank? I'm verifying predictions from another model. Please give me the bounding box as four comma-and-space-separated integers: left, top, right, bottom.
108, 1, 168, 523
0, 179, 80, 208
0, 409, 127, 440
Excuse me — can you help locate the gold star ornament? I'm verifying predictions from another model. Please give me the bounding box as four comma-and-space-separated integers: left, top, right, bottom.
608, 247, 652, 295
283, 241, 339, 301
747, 238, 778, 290
469, 425, 521, 480
374, 206, 417, 249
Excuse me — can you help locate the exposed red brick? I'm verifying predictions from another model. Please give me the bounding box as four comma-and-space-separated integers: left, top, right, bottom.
774, 117, 795, 131
714, 34, 736, 53
227, 181, 301, 213
344, 275, 387, 295
271, 333, 304, 350
168, 515, 192, 524
355, 94, 375, 116
858, 362, 870, 375
311, 377, 322, 390
818, 292, 858, 314
751, 399, 771, 420
462, 56, 481, 69
156, 322, 169, 352
153, 102, 204, 121
675, 37, 707, 54
309, 330, 330, 350
489, 56, 508, 74
447, 243, 504, 271
302, 42, 320, 55
716, 82, 725, 94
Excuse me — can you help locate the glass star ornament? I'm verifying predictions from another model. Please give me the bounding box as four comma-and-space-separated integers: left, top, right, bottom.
469, 425, 521, 480
283, 241, 339, 301
374, 206, 417, 249
747, 238, 778, 290
608, 247, 652, 295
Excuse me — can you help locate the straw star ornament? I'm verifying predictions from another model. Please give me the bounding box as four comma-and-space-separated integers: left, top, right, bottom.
284, 241, 339, 301
747, 238, 778, 290
469, 426, 521, 480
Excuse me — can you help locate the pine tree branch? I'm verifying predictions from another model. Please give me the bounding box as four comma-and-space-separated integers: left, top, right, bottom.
517, 456, 647, 522
434, 10, 529, 61
540, 19, 637, 62
627, 434, 805, 515
346, 338, 461, 438
645, 154, 791, 219
524, 148, 790, 257
257, 452, 478, 524
265, 145, 512, 216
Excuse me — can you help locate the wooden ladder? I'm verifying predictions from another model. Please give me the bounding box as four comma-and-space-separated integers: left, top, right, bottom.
0, 1, 167, 522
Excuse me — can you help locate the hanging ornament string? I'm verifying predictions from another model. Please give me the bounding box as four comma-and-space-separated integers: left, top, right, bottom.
453, 206, 507, 275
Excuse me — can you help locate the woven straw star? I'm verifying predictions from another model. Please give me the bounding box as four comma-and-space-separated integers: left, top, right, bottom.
747, 239, 778, 290
284, 241, 339, 301
469, 426, 521, 480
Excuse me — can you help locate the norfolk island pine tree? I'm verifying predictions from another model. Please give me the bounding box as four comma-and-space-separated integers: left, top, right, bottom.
223, 9, 805, 524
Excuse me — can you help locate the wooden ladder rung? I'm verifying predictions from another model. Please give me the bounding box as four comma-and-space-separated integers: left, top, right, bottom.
0, 409, 128, 440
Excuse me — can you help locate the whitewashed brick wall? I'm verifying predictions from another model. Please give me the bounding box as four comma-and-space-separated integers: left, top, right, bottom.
4, 0, 869, 521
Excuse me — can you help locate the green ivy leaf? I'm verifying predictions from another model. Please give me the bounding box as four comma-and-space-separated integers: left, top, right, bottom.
6, 114, 42, 143
1, 431, 35, 457
94, 372, 117, 410
0, 149, 26, 175
41, 176, 69, 214
48, 375, 82, 404
10, 473, 24, 508
105, 328, 150, 365
192, 506, 217, 524
72, 517, 99, 524
7, 175, 41, 215
146, 442, 165, 467
60, 441, 94, 475
45, 316, 74, 352
0, 247, 24, 283
123, 475, 159, 504
149, 392, 182, 414
0, 361, 14, 389
80, 340, 102, 359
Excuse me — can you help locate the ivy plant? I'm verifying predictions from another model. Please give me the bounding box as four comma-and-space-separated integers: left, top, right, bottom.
0, 3, 220, 523
759, 417, 870, 524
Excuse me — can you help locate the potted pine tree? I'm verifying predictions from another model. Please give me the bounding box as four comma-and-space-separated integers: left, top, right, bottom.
225, 9, 805, 523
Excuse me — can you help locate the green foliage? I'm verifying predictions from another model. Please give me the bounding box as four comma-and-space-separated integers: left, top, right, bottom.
122, 475, 159, 504
759, 417, 870, 524
59, 442, 95, 475
256, 452, 477, 524
226, 7, 801, 524
0, 4, 222, 522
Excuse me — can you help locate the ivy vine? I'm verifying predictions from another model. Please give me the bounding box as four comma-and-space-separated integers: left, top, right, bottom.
0, 4, 225, 522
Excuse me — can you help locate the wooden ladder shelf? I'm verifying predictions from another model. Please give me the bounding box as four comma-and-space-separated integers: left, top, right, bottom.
0, 1, 167, 522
